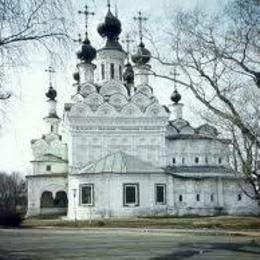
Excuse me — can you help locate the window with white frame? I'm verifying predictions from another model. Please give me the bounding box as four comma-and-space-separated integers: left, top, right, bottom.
123, 184, 139, 206
155, 184, 166, 204
80, 184, 94, 206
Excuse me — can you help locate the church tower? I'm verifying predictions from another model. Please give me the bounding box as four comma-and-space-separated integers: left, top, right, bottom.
27, 72, 68, 216
63, 3, 169, 173
96, 2, 126, 83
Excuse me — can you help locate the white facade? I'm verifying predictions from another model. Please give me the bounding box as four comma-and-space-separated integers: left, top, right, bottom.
27, 7, 259, 218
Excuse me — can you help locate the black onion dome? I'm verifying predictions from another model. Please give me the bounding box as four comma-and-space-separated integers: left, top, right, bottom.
73, 71, 80, 82
123, 62, 134, 84
97, 10, 122, 40
171, 89, 182, 103
46, 86, 57, 101
131, 42, 151, 66
77, 33, 97, 63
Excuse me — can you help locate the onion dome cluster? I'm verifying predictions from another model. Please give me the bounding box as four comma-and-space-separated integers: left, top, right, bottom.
171, 89, 182, 104
97, 9, 122, 48
123, 62, 134, 84
77, 33, 97, 63
131, 42, 151, 66
46, 86, 57, 101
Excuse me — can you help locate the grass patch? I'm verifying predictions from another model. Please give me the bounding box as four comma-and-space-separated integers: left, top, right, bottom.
22, 216, 260, 230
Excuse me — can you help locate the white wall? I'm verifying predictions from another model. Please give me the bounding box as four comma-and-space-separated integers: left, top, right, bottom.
66, 173, 259, 220
27, 175, 67, 216
166, 138, 229, 167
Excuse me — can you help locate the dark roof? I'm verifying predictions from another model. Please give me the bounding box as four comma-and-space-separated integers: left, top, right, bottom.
26, 173, 67, 179
166, 134, 230, 143
30, 154, 68, 163
165, 165, 233, 174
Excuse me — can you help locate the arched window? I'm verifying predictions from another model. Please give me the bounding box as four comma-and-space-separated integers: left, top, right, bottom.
205, 157, 208, 164
40, 191, 54, 208
179, 194, 183, 202
51, 125, 54, 132
54, 191, 68, 208
46, 165, 51, 171
182, 158, 185, 164
110, 63, 115, 79
196, 194, 200, 201
210, 194, 214, 202
101, 64, 105, 80
218, 157, 222, 164
172, 158, 176, 164
195, 157, 199, 164
238, 194, 242, 201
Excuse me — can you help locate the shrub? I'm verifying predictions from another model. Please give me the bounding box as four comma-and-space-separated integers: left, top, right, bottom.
0, 211, 23, 227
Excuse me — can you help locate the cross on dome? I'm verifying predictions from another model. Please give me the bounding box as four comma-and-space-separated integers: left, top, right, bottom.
122, 33, 134, 62
78, 5, 95, 31
171, 68, 180, 90
133, 11, 148, 44
107, 0, 111, 10
170, 68, 182, 104
45, 66, 56, 88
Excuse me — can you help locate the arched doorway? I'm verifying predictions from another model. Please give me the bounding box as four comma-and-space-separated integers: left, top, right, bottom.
40, 191, 54, 208
54, 191, 68, 208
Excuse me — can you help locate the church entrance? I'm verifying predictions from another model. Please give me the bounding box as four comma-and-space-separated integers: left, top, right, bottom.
40, 190, 68, 215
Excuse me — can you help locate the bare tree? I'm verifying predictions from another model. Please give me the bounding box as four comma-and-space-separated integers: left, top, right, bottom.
151, 0, 260, 203
0, 0, 73, 100
0, 171, 26, 215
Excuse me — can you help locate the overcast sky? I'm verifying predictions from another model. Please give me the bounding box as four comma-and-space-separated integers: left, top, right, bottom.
0, 0, 225, 173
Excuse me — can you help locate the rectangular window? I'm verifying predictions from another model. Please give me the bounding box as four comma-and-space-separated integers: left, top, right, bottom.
80, 184, 94, 206
195, 157, 199, 164
172, 158, 176, 164
155, 184, 166, 204
101, 64, 105, 80
119, 65, 122, 80
182, 158, 185, 164
196, 194, 200, 201
123, 184, 139, 206
210, 194, 214, 202
205, 157, 208, 164
218, 157, 222, 164
46, 165, 51, 171
110, 63, 115, 79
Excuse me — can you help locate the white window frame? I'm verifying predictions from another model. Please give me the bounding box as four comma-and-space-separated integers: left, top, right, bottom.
80, 184, 94, 206
155, 184, 166, 205
123, 183, 139, 207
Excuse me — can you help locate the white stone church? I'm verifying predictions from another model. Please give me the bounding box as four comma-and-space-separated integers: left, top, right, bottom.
27, 4, 258, 219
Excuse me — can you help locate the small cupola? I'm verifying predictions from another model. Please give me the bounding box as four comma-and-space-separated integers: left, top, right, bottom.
77, 33, 97, 63
97, 1, 122, 50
